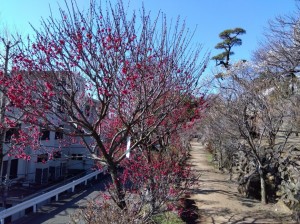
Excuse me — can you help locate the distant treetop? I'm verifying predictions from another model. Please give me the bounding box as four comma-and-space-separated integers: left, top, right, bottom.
212, 27, 246, 68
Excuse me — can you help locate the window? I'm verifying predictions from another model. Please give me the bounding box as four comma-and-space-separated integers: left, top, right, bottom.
41, 128, 50, 140
37, 153, 48, 163
1, 159, 18, 179
5, 123, 21, 143
53, 151, 62, 159
71, 154, 83, 160
76, 129, 85, 134
55, 125, 64, 139
49, 166, 61, 181
35, 168, 48, 184
85, 105, 91, 117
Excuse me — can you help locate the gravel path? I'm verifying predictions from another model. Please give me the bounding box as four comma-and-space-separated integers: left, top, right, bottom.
189, 140, 295, 224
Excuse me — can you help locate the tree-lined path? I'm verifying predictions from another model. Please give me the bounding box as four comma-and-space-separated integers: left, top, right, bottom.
189, 140, 294, 224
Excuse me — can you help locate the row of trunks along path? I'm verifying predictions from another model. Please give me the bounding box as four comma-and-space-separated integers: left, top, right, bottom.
188, 140, 295, 224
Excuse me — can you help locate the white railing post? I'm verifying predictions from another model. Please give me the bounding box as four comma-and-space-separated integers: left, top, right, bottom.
1, 217, 4, 224
55, 194, 58, 201
33, 204, 36, 213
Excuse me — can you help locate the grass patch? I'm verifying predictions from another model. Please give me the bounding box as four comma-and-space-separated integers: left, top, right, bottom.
152, 211, 185, 224
206, 153, 213, 163
206, 152, 219, 169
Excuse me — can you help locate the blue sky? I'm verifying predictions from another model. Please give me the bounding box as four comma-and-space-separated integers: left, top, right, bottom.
0, 0, 297, 65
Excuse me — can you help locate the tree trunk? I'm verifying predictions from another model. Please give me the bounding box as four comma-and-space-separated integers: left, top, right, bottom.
148, 178, 155, 214
0, 41, 11, 185
0, 93, 6, 185
218, 150, 223, 171
229, 163, 233, 181
2, 157, 11, 207
259, 168, 267, 204
0, 148, 3, 183
268, 132, 276, 148
145, 149, 155, 213
110, 165, 126, 210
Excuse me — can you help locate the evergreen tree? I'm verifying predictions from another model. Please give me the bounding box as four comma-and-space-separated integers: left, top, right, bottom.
212, 28, 246, 68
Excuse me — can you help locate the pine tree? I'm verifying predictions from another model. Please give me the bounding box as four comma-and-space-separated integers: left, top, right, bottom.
212, 28, 246, 68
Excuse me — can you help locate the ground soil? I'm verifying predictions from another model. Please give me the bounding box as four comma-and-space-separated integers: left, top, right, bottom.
189, 140, 295, 224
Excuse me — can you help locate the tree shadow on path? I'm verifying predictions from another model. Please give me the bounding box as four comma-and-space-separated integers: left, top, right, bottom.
188, 140, 295, 224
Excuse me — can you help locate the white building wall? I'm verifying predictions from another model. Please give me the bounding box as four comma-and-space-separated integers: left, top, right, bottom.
1, 128, 94, 184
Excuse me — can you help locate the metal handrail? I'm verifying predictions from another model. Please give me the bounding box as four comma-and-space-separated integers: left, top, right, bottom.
0, 170, 102, 224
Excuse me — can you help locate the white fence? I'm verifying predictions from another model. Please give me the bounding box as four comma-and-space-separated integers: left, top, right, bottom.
0, 170, 102, 224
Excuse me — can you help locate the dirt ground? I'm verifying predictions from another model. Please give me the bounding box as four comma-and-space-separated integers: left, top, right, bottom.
189, 140, 295, 224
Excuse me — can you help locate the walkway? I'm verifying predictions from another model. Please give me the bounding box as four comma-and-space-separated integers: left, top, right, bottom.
189, 140, 294, 224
